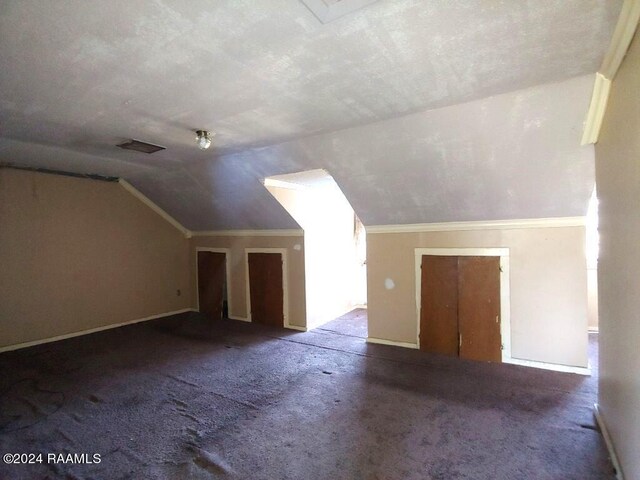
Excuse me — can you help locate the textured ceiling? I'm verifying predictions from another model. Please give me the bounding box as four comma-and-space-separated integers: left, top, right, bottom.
174, 74, 597, 229
0, 0, 622, 229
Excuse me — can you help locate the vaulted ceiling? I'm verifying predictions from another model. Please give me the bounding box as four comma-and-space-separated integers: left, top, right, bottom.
0, 0, 622, 230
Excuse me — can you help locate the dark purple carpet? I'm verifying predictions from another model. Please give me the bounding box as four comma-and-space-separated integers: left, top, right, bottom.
316, 308, 368, 338
0, 313, 614, 479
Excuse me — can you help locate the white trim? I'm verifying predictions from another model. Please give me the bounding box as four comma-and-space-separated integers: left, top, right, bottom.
582, 0, 640, 144
0, 308, 195, 353
284, 324, 308, 332
581, 73, 612, 145
588, 326, 600, 333
600, 0, 640, 79
244, 248, 293, 330
414, 248, 512, 362
228, 315, 250, 323
195, 247, 232, 318
191, 229, 304, 237
504, 357, 590, 376
366, 337, 419, 349
594, 403, 625, 480
120, 179, 304, 240
366, 217, 586, 234
118, 179, 191, 238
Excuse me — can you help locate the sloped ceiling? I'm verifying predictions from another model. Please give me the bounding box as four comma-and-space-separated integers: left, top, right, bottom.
0, 0, 622, 230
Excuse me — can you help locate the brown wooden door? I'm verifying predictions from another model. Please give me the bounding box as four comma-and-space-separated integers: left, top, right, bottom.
248, 253, 284, 327
420, 255, 459, 356
197, 251, 226, 321
458, 256, 502, 362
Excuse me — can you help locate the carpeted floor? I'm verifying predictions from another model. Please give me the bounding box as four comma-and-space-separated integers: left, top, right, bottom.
0, 312, 613, 479
316, 308, 368, 338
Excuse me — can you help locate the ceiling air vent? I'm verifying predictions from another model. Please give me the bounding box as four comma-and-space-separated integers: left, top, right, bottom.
116, 139, 166, 154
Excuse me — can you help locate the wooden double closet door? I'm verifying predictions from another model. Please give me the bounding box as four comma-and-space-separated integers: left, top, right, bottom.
420, 255, 502, 362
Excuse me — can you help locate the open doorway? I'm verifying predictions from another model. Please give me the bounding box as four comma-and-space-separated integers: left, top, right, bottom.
264, 169, 367, 336
586, 187, 599, 333
315, 215, 368, 339
586, 187, 599, 376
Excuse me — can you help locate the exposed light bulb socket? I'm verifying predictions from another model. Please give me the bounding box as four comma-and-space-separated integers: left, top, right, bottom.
195, 130, 213, 150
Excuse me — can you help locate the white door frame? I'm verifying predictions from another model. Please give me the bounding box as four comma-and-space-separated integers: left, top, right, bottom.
244, 248, 291, 329
195, 247, 232, 317
414, 248, 512, 362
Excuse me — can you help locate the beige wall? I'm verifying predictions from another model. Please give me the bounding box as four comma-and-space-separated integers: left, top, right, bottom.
595, 30, 640, 479
0, 168, 191, 348
367, 226, 588, 367
189, 235, 306, 328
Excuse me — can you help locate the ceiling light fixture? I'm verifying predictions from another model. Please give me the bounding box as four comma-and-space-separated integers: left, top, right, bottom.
195, 130, 213, 150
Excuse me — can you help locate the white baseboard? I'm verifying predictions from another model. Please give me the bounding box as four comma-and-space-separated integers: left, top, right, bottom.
227, 314, 306, 331
226, 314, 306, 332
594, 403, 624, 480
0, 308, 196, 354
366, 337, 419, 349
504, 357, 591, 376
284, 324, 307, 332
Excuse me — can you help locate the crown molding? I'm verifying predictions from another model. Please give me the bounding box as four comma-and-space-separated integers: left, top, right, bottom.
582, 0, 640, 145
581, 73, 612, 145
190, 229, 304, 237
601, 0, 640, 79
365, 217, 586, 234
118, 179, 191, 238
